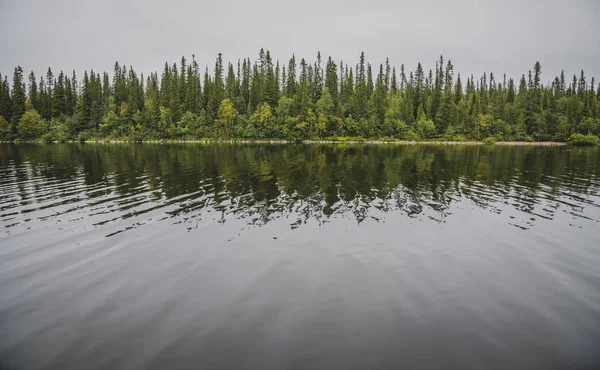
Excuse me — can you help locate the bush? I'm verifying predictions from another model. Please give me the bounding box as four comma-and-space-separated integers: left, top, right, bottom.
48, 118, 70, 142
400, 129, 419, 141
41, 133, 54, 143
0, 115, 10, 140
335, 136, 366, 142
415, 118, 436, 139
77, 130, 92, 143
483, 136, 497, 145
443, 134, 468, 142
18, 109, 43, 139
516, 135, 535, 142
131, 131, 146, 142
568, 133, 600, 146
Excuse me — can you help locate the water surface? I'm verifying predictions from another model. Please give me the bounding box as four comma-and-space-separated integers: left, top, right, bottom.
1, 143, 600, 369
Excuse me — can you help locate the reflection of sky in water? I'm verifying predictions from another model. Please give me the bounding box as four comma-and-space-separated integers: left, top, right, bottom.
1, 144, 600, 370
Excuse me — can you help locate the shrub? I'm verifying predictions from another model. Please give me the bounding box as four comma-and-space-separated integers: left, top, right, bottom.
18, 109, 43, 139
415, 118, 436, 139
335, 136, 366, 142
77, 130, 92, 143
41, 133, 54, 143
401, 129, 419, 141
0, 115, 10, 140
48, 118, 70, 142
517, 135, 535, 142
131, 131, 146, 142
483, 136, 497, 145
568, 133, 600, 146
443, 133, 468, 142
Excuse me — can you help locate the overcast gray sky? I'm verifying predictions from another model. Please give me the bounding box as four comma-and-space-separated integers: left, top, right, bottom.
1, 0, 599, 85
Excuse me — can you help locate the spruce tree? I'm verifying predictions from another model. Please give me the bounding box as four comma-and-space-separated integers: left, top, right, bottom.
324, 57, 338, 109
0, 74, 12, 123
11, 67, 26, 133
52, 71, 66, 117
28, 71, 39, 111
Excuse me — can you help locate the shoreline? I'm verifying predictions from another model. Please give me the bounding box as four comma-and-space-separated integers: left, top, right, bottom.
0, 140, 571, 146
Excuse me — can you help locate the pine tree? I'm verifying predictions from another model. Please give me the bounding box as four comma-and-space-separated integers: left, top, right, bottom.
45, 68, 54, 117
28, 71, 39, 110
384, 58, 391, 93
390, 67, 398, 94
0, 74, 12, 123
79, 71, 92, 129
113, 62, 128, 109
298, 58, 311, 118
312, 52, 323, 102
373, 64, 387, 132
354, 52, 368, 119
286, 55, 297, 98
324, 57, 338, 109
225, 62, 237, 101
413, 63, 425, 118
248, 63, 261, 114
263, 50, 278, 107
11, 67, 26, 133
169, 63, 181, 121
38, 77, 48, 119
202, 68, 212, 116
65, 76, 75, 116
52, 71, 67, 117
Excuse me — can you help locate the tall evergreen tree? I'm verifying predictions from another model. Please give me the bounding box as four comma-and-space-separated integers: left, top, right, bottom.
324, 57, 339, 109
28, 71, 39, 110
11, 67, 26, 132
0, 74, 12, 122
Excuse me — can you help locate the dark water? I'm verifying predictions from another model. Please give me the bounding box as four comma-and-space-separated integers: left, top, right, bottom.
1, 143, 600, 370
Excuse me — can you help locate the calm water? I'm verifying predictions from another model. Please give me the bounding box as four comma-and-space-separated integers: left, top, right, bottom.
1, 143, 600, 369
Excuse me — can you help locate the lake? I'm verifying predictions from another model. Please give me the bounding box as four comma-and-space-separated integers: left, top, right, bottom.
1, 143, 600, 369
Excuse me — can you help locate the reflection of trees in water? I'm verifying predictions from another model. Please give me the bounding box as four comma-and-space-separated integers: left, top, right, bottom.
1, 144, 599, 229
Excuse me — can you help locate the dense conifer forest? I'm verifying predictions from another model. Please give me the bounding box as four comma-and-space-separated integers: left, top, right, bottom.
0, 50, 599, 143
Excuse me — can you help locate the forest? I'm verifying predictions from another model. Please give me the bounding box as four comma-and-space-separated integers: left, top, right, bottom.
0, 50, 599, 143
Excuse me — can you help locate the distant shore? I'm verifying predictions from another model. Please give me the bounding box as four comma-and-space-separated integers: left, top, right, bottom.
1, 139, 571, 146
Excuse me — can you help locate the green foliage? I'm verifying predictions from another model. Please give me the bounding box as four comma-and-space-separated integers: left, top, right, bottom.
100, 110, 120, 138
415, 118, 436, 139
1, 52, 599, 142
47, 117, 70, 141
568, 133, 599, 146
0, 115, 9, 140
443, 133, 468, 141
41, 133, 54, 143
215, 99, 237, 138
401, 129, 419, 141
475, 113, 493, 139
177, 111, 198, 138
77, 130, 93, 143
577, 117, 600, 136
11, 67, 26, 130
483, 136, 497, 145
334, 136, 367, 142
158, 107, 174, 138
18, 103, 43, 139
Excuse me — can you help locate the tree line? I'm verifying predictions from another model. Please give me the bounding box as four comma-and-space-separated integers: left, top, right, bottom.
0, 49, 599, 142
